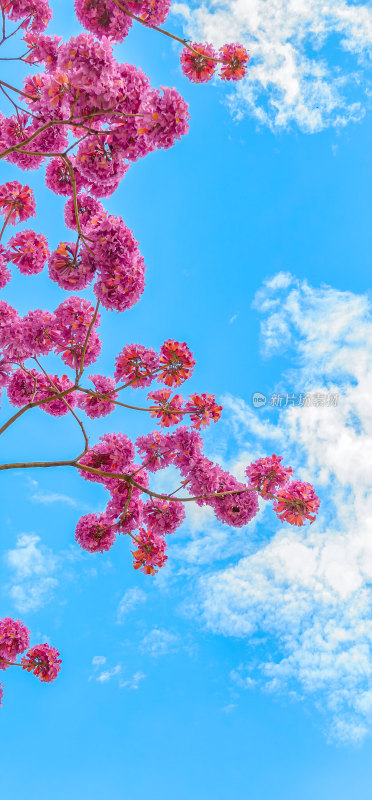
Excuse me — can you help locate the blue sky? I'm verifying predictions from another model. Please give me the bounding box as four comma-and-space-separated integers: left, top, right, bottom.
1, 1, 372, 797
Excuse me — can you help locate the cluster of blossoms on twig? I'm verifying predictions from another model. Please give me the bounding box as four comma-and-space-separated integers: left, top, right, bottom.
0, 617, 61, 706
0, 0, 319, 706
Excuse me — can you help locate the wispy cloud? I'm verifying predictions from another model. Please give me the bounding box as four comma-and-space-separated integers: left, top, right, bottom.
117, 587, 147, 623
173, 0, 372, 132
141, 628, 181, 657
90, 658, 146, 690
5, 533, 58, 613
184, 274, 372, 742
30, 491, 82, 507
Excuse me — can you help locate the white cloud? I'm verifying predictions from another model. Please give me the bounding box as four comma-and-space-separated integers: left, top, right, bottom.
96, 665, 121, 683
5, 533, 58, 612
119, 671, 146, 690
30, 491, 82, 507
173, 0, 372, 131
117, 587, 147, 623
90, 660, 146, 690
92, 656, 107, 667
187, 275, 372, 742
141, 628, 181, 657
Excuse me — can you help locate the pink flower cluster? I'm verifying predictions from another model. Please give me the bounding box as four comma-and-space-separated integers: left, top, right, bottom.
0, 617, 61, 705
1, 35, 190, 193
180, 42, 249, 83
74, 0, 171, 43
21, 643, 62, 682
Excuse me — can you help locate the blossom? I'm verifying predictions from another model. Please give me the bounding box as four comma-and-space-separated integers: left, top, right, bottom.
0, 182, 36, 224
170, 426, 203, 475
48, 242, 96, 290
75, 512, 116, 552
64, 194, 105, 233
7, 230, 49, 275
158, 340, 195, 386
184, 393, 222, 429
22, 309, 58, 356
45, 157, 86, 196
7, 368, 48, 407
23, 32, 62, 70
0, 246, 11, 289
148, 388, 185, 427
53, 296, 101, 370
21, 644, 62, 682
57, 33, 115, 94
77, 374, 118, 418
4, 0, 53, 33
76, 137, 128, 195
180, 43, 217, 83
92, 216, 145, 312
107, 484, 144, 534
131, 528, 167, 575
137, 87, 190, 150
136, 430, 174, 472
74, 0, 133, 43
245, 454, 293, 497
0, 617, 30, 669
78, 432, 135, 484
210, 473, 259, 527
114, 343, 159, 388
219, 43, 250, 81
39, 374, 77, 416
273, 480, 320, 526
142, 499, 185, 535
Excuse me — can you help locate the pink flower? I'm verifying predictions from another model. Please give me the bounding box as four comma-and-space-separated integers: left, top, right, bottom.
39, 374, 77, 417
136, 430, 174, 472
148, 388, 185, 427
219, 43, 250, 81
184, 393, 222, 429
23, 32, 62, 70
158, 340, 195, 386
78, 432, 135, 484
21, 643, 61, 682
107, 485, 144, 534
57, 33, 115, 94
64, 194, 105, 233
4, 0, 52, 33
53, 296, 101, 370
7, 230, 49, 275
0, 617, 30, 669
77, 374, 118, 418
169, 426, 203, 475
76, 136, 128, 195
7, 368, 48, 407
22, 309, 58, 356
245, 454, 293, 497
92, 216, 145, 312
0, 246, 11, 289
210, 473, 259, 527
114, 343, 159, 388
48, 242, 96, 290
45, 157, 86, 196
75, 512, 116, 552
137, 87, 190, 150
142, 499, 185, 535
180, 43, 217, 83
131, 528, 167, 575
74, 0, 133, 43
0, 182, 36, 224
273, 480, 320, 526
